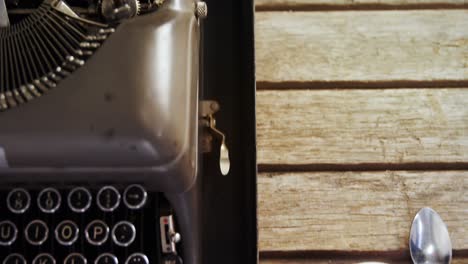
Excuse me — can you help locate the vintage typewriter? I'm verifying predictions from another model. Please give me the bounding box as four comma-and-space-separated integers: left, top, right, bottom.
0, 0, 257, 263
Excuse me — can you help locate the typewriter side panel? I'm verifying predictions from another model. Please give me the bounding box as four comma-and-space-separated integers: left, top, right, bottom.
0, 4, 200, 193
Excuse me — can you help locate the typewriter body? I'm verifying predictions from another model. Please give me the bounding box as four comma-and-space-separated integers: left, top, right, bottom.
0, 0, 257, 263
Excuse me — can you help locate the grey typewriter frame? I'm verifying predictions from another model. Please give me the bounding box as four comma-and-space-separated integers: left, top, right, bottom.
0, 0, 200, 193
0, 0, 203, 263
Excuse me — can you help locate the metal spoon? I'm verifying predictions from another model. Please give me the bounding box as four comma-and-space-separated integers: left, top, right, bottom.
0, 0, 9, 27
410, 207, 452, 264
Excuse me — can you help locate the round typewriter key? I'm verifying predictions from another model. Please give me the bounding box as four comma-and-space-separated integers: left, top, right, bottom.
162, 255, 183, 264
123, 184, 147, 210
38, 188, 61, 213
125, 253, 148, 264
97, 186, 120, 212
64, 253, 87, 264
95, 253, 118, 264
55, 220, 79, 246
111, 221, 136, 247
68, 187, 92, 213
32, 254, 56, 264
0, 220, 18, 246
85, 220, 109, 246
25, 220, 49, 246
3, 254, 26, 264
7, 188, 31, 214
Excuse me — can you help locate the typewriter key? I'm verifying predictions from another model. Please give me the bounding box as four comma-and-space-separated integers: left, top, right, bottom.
64, 253, 87, 264
111, 221, 136, 247
97, 186, 120, 212
85, 220, 109, 246
7, 188, 31, 214
125, 253, 148, 264
162, 255, 183, 264
68, 187, 92, 213
32, 254, 56, 264
38, 188, 61, 213
3, 254, 26, 264
123, 184, 147, 210
25, 220, 49, 246
55, 220, 79, 246
0, 221, 17, 246
95, 253, 118, 264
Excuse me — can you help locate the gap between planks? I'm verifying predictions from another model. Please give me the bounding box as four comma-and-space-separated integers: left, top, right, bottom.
255, 0, 468, 12
255, 3, 468, 12
258, 162, 468, 173
257, 80, 468, 90
259, 249, 468, 263
261, 259, 468, 264
260, 249, 413, 261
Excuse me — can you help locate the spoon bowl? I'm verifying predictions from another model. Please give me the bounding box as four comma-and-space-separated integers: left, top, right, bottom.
410, 207, 452, 264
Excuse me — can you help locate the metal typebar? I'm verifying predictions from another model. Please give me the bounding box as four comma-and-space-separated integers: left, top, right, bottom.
6, 7, 96, 15
0, 0, 9, 27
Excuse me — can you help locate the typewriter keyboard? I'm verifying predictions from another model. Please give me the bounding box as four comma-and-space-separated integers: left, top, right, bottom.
0, 185, 178, 264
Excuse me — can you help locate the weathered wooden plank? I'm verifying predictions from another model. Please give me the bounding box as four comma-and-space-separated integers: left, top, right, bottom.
257, 89, 468, 165
255, 11, 468, 83
260, 257, 468, 264
256, 0, 467, 9
258, 171, 468, 251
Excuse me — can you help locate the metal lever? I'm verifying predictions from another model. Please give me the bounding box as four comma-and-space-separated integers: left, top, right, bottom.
49, 0, 80, 18
200, 100, 231, 176
209, 115, 230, 176
0, 0, 9, 27
160, 215, 181, 255
49, 0, 109, 27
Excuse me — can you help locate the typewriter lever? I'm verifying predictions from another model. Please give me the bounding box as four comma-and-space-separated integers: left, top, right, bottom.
0, 0, 9, 27
160, 215, 183, 264
200, 100, 231, 176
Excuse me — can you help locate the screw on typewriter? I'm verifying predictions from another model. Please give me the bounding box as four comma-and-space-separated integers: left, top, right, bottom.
200, 100, 231, 176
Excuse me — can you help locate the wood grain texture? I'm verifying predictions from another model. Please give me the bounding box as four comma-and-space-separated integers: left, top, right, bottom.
255, 11, 468, 83
255, 0, 468, 9
258, 171, 468, 251
257, 89, 468, 165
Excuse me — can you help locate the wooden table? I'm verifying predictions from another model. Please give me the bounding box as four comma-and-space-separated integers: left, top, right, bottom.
255, 1, 468, 263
